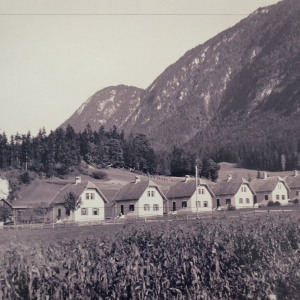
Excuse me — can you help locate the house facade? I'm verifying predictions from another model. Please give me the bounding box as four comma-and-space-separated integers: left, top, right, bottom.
166, 176, 215, 213
48, 179, 108, 222
212, 175, 256, 209
284, 170, 300, 200
250, 173, 290, 205
112, 176, 167, 218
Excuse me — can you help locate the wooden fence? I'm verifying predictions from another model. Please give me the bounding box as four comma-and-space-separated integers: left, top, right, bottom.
0, 208, 296, 230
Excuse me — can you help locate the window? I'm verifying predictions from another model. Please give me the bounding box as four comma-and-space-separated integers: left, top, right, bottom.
196, 201, 201, 208
203, 201, 208, 207
282, 195, 285, 200
86, 193, 89, 200
264, 195, 269, 200
182, 201, 187, 208
244, 187, 247, 192
81, 208, 87, 215
93, 208, 99, 215
276, 195, 279, 200
239, 198, 243, 204
129, 204, 135, 212
144, 204, 150, 211
147, 191, 151, 197
151, 191, 155, 197
66, 209, 70, 216
153, 204, 159, 211
202, 189, 205, 194
246, 198, 250, 204
198, 189, 201, 194
91, 193, 95, 200
226, 199, 231, 205
296, 191, 299, 196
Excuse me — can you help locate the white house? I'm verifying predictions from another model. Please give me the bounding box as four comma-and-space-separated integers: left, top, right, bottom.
48, 177, 109, 222
211, 175, 256, 209
166, 176, 215, 213
112, 176, 167, 218
284, 170, 300, 200
250, 172, 290, 205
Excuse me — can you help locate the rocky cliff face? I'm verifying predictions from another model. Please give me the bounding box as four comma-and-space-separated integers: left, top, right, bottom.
60, 85, 143, 132
62, 0, 300, 152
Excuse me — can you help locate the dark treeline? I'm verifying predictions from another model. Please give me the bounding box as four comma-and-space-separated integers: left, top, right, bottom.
0, 124, 220, 182
192, 112, 300, 172
0, 124, 156, 178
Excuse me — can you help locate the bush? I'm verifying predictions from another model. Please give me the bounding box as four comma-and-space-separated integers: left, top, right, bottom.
90, 170, 108, 180
268, 200, 281, 206
292, 199, 299, 204
227, 204, 236, 210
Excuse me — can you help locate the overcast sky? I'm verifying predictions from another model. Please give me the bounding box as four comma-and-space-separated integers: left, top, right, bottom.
0, 0, 280, 137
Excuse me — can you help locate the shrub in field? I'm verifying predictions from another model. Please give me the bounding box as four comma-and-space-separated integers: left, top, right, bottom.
292, 198, 299, 204
274, 201, 281, 206
90, 170, 108, 180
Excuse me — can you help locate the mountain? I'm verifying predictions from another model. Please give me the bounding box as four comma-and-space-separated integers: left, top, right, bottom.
124, 0, 300, 150
60, 85, 143, 132
62, 0, 300, 161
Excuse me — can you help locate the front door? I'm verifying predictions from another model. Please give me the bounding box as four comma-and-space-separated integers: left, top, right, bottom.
172, 202, 176, 211
58, 208, 61, 219
254, 196, 257, 204
217, 199, 220, 207
121, 205, 124, 215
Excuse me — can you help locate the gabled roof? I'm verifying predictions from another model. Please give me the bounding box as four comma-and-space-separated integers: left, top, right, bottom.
250, 176, 290, 193
212, 178, 255, 197
113, 180, 167, 202
167, 179, 215, 199
284, 175, 300, 189
49, 181, 108, 205
0, 198, 13, 208
12, 180, 65, 208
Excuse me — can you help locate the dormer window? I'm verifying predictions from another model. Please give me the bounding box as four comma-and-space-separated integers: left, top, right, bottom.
147, 191, 151, 197
86, 193, 89, 200
151, 191, 155, 197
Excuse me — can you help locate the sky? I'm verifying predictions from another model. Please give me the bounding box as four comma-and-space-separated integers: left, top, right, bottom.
0, 0, 280, 137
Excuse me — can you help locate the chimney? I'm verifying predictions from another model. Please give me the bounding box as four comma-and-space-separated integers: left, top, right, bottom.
227, 174, 232, 182
294, 170, 298, 177
75, 176, 81, 185
185, 175, 191, 182
135, 176, 141, 183
263, 172, 268, 179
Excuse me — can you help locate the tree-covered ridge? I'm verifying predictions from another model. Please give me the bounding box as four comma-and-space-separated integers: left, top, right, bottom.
0, 124, 156, 179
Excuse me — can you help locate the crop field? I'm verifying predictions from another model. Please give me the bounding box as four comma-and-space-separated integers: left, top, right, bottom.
1, 214, 300, 300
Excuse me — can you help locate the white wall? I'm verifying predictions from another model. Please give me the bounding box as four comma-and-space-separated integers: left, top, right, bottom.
232, 184, 254, 209
190, 185, 213, 212
136, 186, 164, 217
50, 188, 106, 222
271, 181, 289, 205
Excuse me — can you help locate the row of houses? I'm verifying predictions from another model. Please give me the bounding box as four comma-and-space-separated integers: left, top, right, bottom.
1, 171, 300, 223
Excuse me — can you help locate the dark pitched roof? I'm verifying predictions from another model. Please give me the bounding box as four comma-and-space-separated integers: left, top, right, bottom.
167, 179, 214, 199
13, 180, 65, 208
250, 176, 289, 193
284, 175, 300, 189
212, 178, 254, 197
113, 180, 167, 202
49, 181, 108, 205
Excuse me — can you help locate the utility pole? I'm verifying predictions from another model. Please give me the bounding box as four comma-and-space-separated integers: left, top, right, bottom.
196, 165, 198, 218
